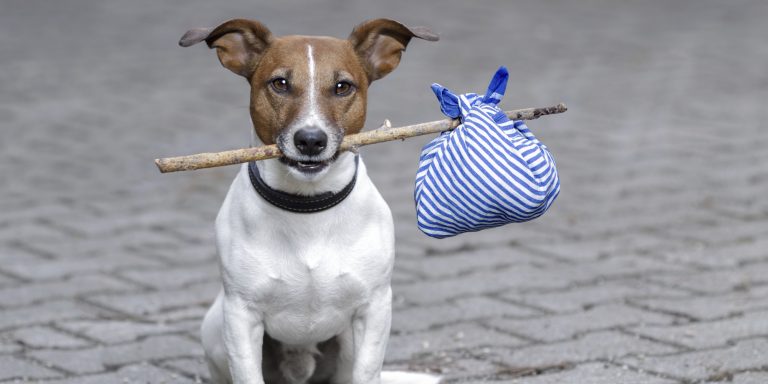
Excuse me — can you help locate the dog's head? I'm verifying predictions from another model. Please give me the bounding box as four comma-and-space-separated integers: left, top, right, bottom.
180, 18, 438, 179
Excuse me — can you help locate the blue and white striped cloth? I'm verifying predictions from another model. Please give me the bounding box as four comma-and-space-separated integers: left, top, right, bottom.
414, 67, 560, 238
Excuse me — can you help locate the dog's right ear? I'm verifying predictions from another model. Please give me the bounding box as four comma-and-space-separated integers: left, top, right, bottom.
179, 19, 273, 78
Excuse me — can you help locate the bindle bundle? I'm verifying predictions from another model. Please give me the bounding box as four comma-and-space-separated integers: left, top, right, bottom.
154, 103, 566, 173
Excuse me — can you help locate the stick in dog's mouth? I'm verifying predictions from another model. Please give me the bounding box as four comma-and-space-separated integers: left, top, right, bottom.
154, 103, 567, 174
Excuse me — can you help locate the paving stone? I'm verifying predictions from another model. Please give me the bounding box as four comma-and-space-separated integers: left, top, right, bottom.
127, 240, 218, 265
11, 234, 133, 261
711, 200, 768, 222
1, 255, 165, 281
565, 255, 687, 280
387, 352, 501, 382
434, 356, 502, 381
398, 224, 567, 257
622, 338, 768, 381
488, 303, 677, 342
724, 371, 768, 384
0, 203, 78, 227
0, 222, 71, 248
393, 296, 540, 333
628, 309, 768, 349
148, 306, 211, 325
160, 357, 211, 383
651, 237, 768, 268
0, 334, 23, 354
85, 281, 219, 317
503, 279, 691, 313
0, 243, 49, 265
661, 219, 768, 246
397, 256, 682, 305
118, 263, 219, 290
646, 262, 768, 294
44, 208, 203, 238
162, 220, 217, 244
114, 228, 201, 254
546, 204, 718, 239
0, 355, 61, 381
56, 319, 186, 344
27, 334, 202, 374
392, 267, 422, 286
396, 246, 554, 279
634, 284, 768, 321
396, 266, 549, 305
35, 363, 197, 384
386, 323, 527, 362
488, 331, 679, 368
0, 300, 110, 331
0, 274, 138, 308
394, 241, 432, 259
9, 326, 91, 349
520, 233, 669, 262
164, 318, 204, 338
508, 362, 678, 384
0, 272, 20, 289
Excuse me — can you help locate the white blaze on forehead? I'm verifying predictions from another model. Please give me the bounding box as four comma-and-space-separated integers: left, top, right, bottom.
279, 42, 338, 163
305, 44, 321, 126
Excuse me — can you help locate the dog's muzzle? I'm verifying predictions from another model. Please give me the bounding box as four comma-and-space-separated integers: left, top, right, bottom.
278, 127, 342, 174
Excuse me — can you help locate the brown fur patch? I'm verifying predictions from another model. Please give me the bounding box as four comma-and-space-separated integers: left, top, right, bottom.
248, 36, 369, 145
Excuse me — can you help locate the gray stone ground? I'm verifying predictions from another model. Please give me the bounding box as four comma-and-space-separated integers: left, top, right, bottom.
1, 0, 767, 382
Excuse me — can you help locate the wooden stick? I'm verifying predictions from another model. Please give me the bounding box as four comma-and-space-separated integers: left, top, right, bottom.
155, 103, 567, 173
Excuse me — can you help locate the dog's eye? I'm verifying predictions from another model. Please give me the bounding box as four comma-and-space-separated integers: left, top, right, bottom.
271, 78, 289, 93
334, 81, 354, 96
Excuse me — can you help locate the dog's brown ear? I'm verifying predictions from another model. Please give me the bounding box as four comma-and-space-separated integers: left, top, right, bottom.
349, 19, 439, 82
179, 19, 273, 78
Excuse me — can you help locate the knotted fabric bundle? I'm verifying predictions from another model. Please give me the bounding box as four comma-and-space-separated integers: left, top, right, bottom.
414, 67, 560, 238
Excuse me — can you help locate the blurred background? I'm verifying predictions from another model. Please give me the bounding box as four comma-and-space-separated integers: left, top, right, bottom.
1, 0, 767, 383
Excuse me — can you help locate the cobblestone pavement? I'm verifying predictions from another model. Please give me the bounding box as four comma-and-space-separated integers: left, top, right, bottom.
2, 0, 767, 382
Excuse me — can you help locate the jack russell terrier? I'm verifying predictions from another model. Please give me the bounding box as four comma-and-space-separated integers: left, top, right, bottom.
179, 18, 439, 384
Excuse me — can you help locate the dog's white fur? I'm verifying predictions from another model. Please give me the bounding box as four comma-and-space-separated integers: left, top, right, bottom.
199, 39, 440, 384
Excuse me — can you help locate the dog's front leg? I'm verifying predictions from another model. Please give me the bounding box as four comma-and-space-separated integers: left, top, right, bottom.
223, 294, 264, 384
351, 286, 393, 384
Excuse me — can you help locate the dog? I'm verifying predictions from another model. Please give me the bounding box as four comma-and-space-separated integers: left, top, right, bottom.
179, 18, 439, 384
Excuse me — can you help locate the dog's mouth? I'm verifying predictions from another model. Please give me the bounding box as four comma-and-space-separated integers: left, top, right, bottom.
276, 131, 344, 174
279, 155, 338, 174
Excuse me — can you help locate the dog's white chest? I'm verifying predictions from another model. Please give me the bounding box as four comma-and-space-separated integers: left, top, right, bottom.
261, 254, 368, 344
250, 229, 389, 345
216, 165, 394, 346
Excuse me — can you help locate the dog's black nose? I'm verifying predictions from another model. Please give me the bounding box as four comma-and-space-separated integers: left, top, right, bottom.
294, 129, 328, 156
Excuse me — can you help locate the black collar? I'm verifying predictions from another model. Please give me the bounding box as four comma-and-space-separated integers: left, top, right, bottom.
248, 156, 359, 214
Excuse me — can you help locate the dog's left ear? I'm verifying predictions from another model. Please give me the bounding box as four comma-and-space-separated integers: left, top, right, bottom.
349, 19, 438, 82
